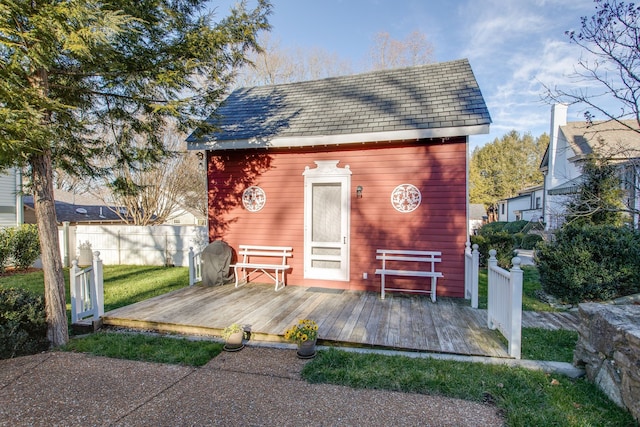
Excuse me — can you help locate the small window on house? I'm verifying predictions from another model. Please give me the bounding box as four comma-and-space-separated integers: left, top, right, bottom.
173, 219, 181, 224
501, 204, 505, 215
197, 219, 206, 226
535, 197, 541, 209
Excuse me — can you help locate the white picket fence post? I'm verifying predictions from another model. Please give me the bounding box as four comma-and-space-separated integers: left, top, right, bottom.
464, 242, 480, 308
188, 247, 202, 286
93, 251, 104, 317
487, 249, 523, 359
70, 251, 104, 324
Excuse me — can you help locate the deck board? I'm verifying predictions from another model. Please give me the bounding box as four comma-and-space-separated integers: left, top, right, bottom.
101, 283, 579, 358
346, 292, 375, 343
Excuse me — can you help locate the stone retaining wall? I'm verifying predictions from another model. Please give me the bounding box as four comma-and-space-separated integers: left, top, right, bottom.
573, 303, 640, 422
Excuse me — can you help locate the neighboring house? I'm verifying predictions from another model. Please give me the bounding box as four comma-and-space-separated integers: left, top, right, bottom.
496, 185, 544, 223
187, 59, 491, 297
0, 168, 23, 227
24, 189, 206, 226
166, 206, 206, 226
540, 104, 640, 230
23, 189, 129, 225
469, 203, 487, 234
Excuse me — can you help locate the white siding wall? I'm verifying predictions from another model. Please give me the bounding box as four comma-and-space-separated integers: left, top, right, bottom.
507, 196, 530, 221
545, 194, 573, 230
544, 132, 582, 229
0, 169, 20, 227
59, 225, 208, 267
498, 201, 508, 222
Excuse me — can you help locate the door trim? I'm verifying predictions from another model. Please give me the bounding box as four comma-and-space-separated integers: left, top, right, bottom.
302, 160, 351, 281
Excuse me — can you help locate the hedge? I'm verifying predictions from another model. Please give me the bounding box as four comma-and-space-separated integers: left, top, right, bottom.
0, 288, 49, 359
0, 225, 40, 273
537, 224, 640, 303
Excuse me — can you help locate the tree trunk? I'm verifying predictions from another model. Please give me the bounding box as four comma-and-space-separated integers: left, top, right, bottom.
31, 150, 68, 347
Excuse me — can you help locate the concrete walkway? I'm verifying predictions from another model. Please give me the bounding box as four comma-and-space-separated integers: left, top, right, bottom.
0, 346, 505, 427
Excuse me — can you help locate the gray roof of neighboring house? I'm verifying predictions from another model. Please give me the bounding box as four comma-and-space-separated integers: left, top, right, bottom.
562, 119, 640, 160
187, 59, 491, 150
541, 119, 640, 168
469, 204, 487, 220
23, 190, 127, 224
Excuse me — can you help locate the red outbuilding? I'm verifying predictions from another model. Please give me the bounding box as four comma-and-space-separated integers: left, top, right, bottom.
187, 59, 491, 297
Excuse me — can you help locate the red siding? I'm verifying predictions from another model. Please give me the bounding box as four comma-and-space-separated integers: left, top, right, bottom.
206, 138, 468, 297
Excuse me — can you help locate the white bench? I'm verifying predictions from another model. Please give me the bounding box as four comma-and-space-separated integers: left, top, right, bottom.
232, 245, 292, 291
375, 249, 443, 302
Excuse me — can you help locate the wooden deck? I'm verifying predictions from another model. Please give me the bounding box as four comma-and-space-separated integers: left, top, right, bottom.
102, 283, 578, 359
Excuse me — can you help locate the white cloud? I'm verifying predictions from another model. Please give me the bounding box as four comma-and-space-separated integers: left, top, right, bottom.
458, 0, 602, 144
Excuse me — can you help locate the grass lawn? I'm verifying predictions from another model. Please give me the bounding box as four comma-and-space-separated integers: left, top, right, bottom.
62, 331, 223, 366
0, 265, 190, 312
301, 349, 636, 427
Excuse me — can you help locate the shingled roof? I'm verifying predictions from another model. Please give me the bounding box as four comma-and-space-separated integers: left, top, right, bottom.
187, 58, 491, 150
540, 119, 640, 170
23, 190, 128, 225
560, 119, 640, 160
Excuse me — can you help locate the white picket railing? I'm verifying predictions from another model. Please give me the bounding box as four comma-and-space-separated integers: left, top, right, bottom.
188, 247, 202, 286
464, 242, 480, 308
487, 249, 523, 359
70, 251, 104, 324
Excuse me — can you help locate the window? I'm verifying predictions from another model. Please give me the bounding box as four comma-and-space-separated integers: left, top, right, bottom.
535, 197, 541, 209
501, 204, 505, 215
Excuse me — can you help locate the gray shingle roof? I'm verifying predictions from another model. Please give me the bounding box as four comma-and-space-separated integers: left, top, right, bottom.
540, 119, 640, 169
23, 190, 127, 224
188, 59, 491, 150
560, 119, 640, 159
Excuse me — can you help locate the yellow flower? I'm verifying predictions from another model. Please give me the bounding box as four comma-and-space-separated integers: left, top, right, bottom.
284, 319, 318, 344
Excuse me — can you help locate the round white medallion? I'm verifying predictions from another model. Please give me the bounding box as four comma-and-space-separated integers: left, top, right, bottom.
242, 186, 266, 212
391, 184, 421, 213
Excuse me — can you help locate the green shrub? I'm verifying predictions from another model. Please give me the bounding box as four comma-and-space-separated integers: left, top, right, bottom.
0, 288, 49, 359
477, 221, 508, 236
517, 233, 543, 250
512, 232, 526, 249
537, 224, 640, 303
0, 228, 11, 273
471, 232, 515, 268
475, 221, 543, 265
10, 224, 40, 270
0, 225, 40, 272
502, 220, 529, 234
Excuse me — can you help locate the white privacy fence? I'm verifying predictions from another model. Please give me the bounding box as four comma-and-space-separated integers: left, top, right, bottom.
70, 251, 104, 324
59, 224, 208, 267
464, 242, 479, 308
487, 249, 523, 359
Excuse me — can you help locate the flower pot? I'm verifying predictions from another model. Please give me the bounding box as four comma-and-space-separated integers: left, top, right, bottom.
296, 339, 317, 359
224, 331, 244, 352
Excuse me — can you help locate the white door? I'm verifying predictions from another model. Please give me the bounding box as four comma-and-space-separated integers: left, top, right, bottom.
303, 161, 351, 281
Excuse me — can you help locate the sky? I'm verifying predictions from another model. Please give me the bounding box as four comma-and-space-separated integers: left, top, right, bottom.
210, 0, 601, 149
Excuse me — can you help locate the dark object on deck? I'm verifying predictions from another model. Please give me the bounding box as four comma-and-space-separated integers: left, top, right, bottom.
201, 241, 234, 286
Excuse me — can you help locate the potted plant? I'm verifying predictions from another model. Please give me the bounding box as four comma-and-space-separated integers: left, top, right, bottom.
284, 319, 318, 359
222, 323, 245, 352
